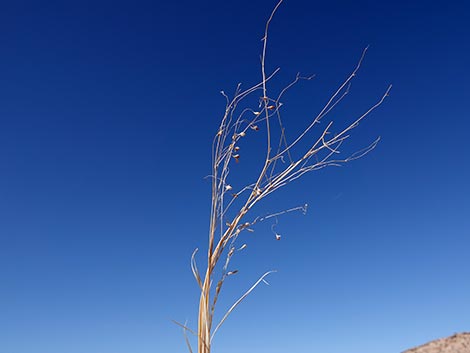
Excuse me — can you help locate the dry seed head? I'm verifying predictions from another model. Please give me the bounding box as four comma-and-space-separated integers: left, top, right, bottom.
275, 233, 281, 241
215, 281, 222, 294
225, 184, 233, 191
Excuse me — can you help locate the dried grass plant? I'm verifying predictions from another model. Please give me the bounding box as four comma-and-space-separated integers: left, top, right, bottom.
175, 1, 391, 352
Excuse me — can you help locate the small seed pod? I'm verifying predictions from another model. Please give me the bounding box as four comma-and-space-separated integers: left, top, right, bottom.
239, 244, 247, 251
275, 233, 281, 241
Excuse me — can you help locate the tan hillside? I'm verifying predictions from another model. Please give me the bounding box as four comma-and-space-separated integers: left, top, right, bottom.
403, 333, 470, 353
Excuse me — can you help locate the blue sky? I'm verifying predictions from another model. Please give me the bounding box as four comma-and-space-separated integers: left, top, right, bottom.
0, 1, 469, 353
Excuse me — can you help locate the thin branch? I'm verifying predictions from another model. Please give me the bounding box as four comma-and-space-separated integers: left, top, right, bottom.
181, 320, 194, 353
261, 0, 284, 163
210, 271, 276, 341
172, 320, 198, 337
275, 47, 369, 159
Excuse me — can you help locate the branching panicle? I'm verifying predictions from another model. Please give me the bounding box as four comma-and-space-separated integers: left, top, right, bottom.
178, 2, 391, 353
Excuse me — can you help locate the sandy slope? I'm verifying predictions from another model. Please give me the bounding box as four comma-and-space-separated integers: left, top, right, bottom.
403, 333, 470, 353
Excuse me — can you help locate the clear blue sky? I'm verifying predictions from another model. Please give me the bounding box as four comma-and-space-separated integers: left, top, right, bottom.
0, 1, 469, 353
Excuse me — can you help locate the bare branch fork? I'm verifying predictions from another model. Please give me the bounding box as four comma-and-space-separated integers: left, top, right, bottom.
178, 1, 391, 352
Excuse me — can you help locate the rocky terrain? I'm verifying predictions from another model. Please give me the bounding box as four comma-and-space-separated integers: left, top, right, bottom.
403, 332, 470, 353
